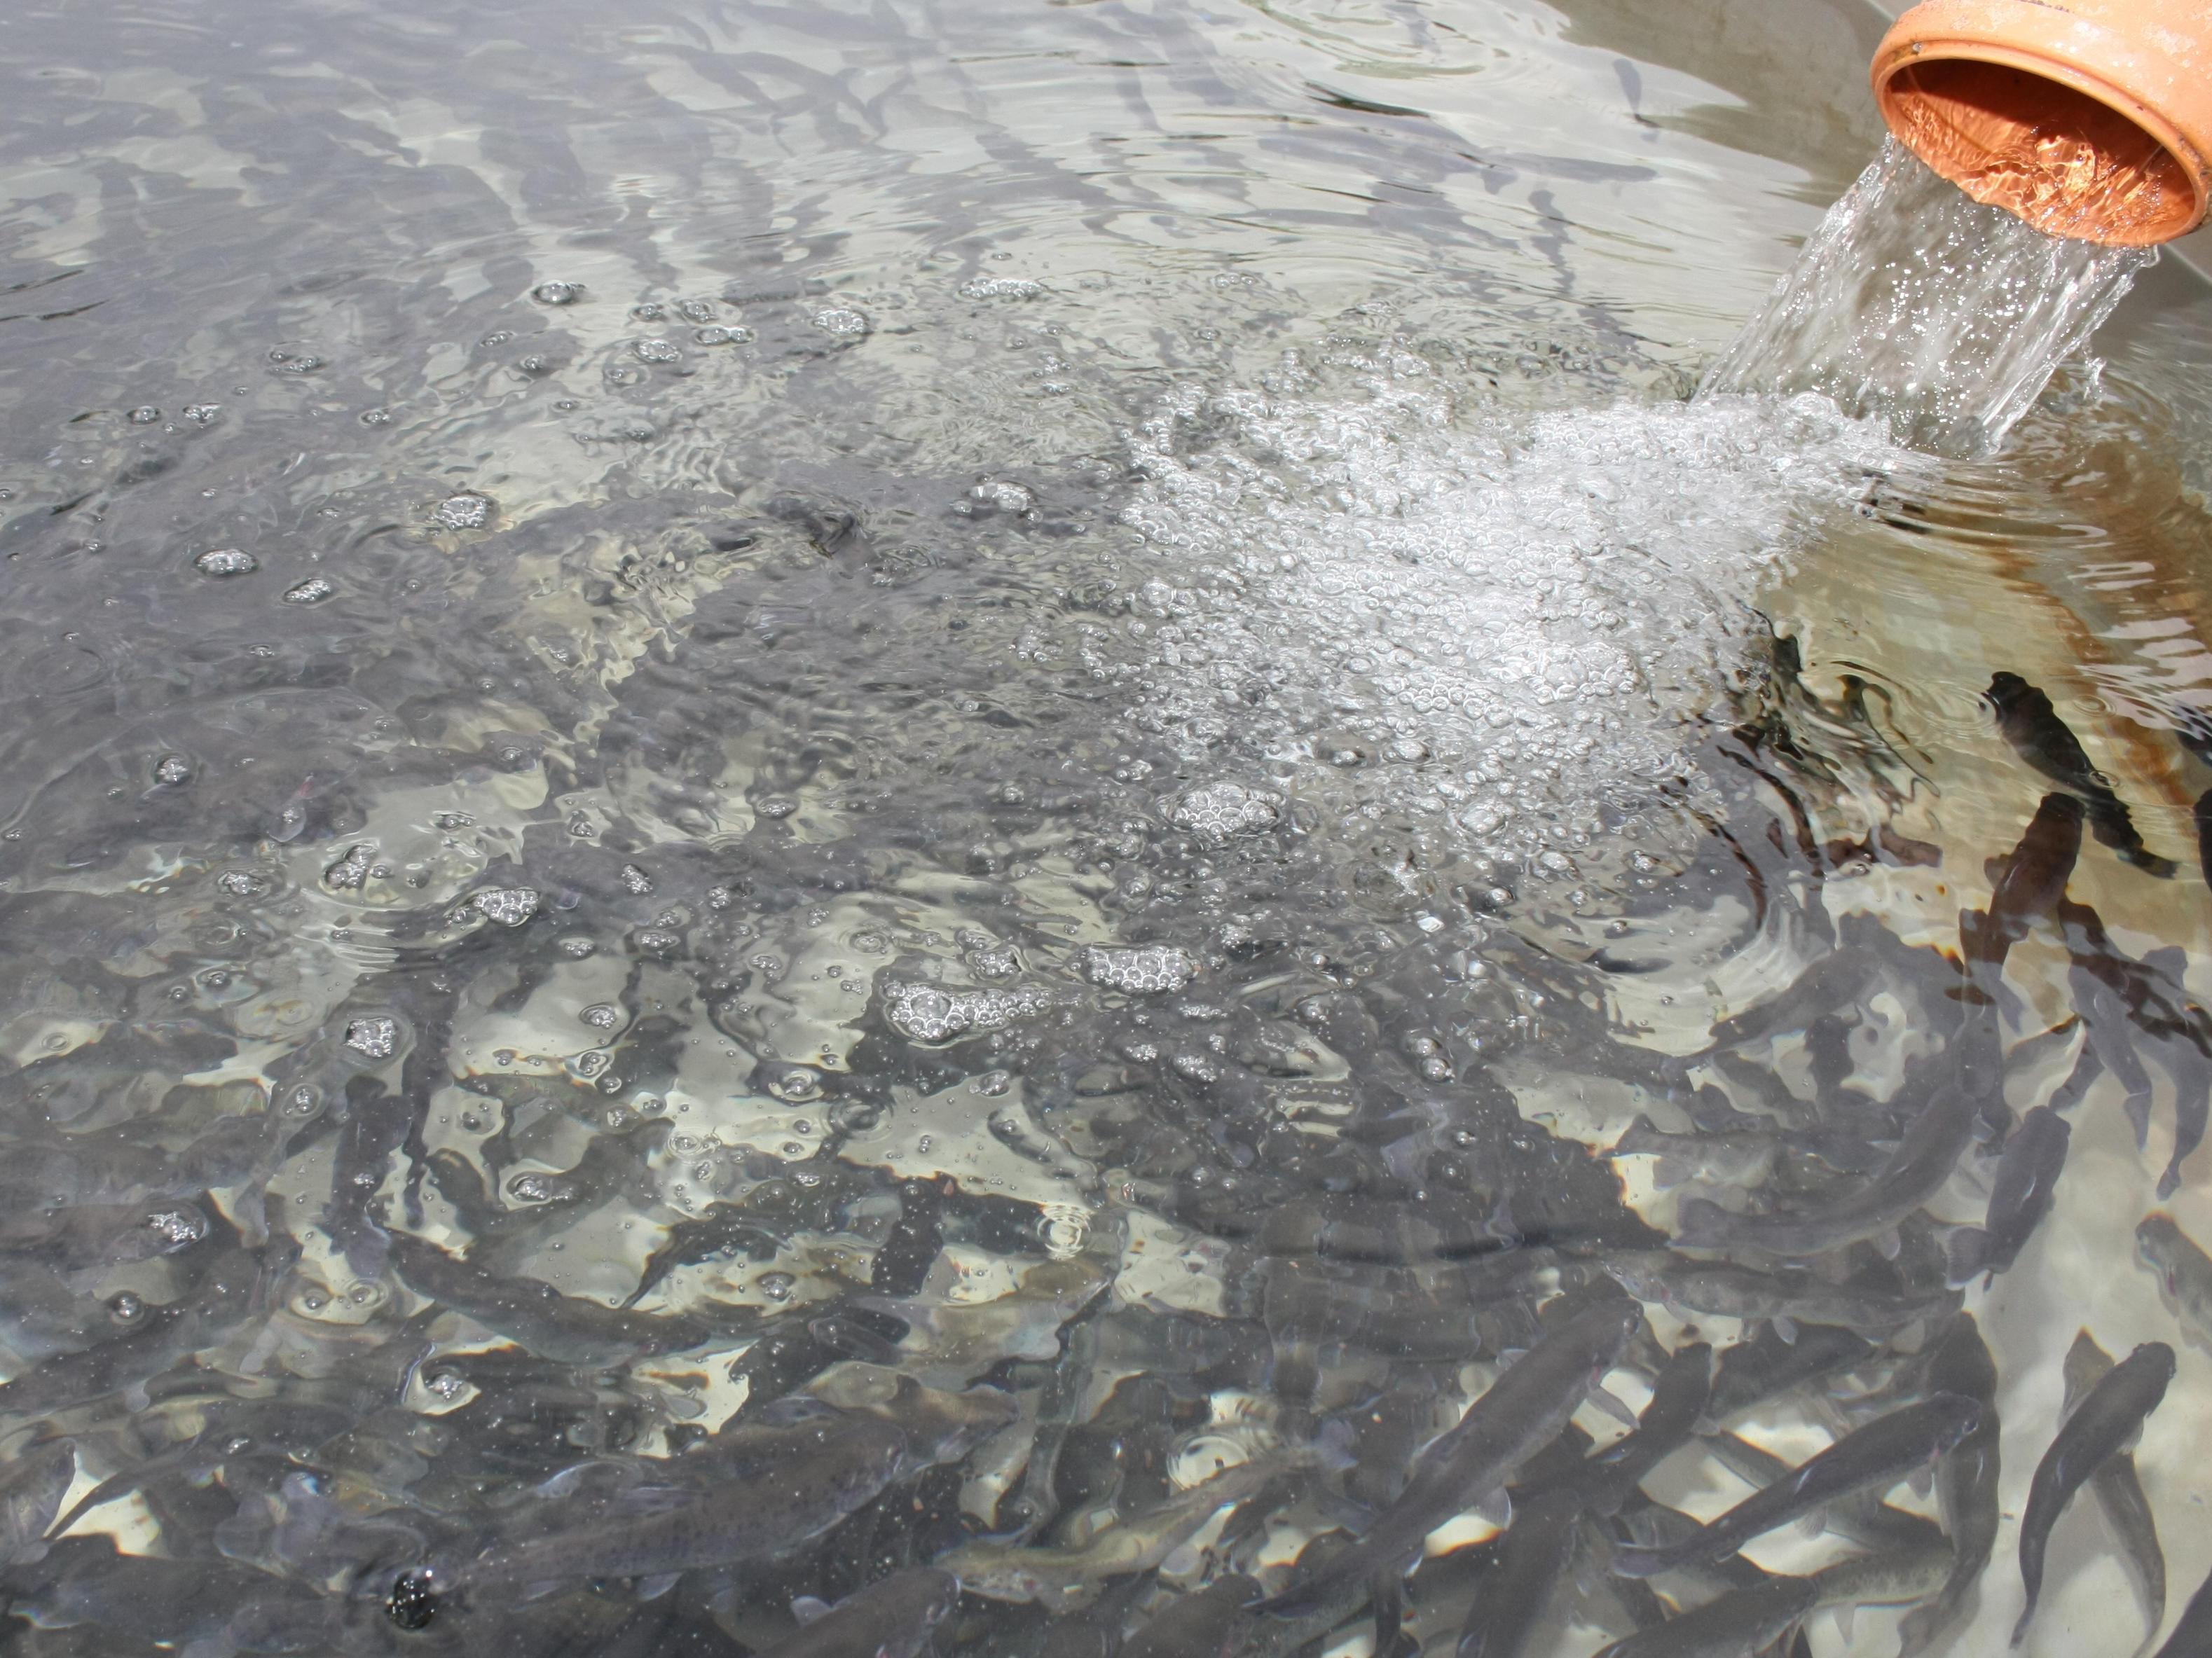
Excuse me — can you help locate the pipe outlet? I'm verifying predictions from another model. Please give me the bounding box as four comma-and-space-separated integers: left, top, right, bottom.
1871, 0, 2212, 247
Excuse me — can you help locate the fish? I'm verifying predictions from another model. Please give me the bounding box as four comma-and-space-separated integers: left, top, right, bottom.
1804, 1540, 1954, 1640
1609, 1395, 1980, 1577
1452, 1486, 1582, 1658
943, 1459, 1276, 1615
1605, 1253, 1955, 1340
2061, 1331, 2164, 1638
1897, 1314, 2002, 1657
402, 1410, 908, 1608
2014, 1341, 2176, 1644
1704, 1322, 1874, 1423
1675, 1064, 1986, 1259
1579, 1339, 1712, 1511
387, 1230, 712, 1367
2136, 1212, 2212, 1348
1606, 1117, 1777, 1190
1696, 1432, 1945, 1554
1258, 1296, 1643, 1617
2152, 1557, 2212, 1658
762, 1568, 961, 1658
1963, 792, 2085, 977
1591, 1575, 1815, 1658
2197, 787, 2212, 890
1120, 1573, 1262, 1658
1986, 673, 2174, 875
1945, 1105, 2070, 1285
0, 1441, 74, 1566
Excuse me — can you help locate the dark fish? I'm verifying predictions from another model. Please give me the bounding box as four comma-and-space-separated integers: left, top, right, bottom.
1697, 1431, 1945, 1554
1580, 1339, 1712, 1511
1705, 1323, 1873, 1423
2014, 1341, 2176, 1644
1898, 1315, 2002, 1657
1606, 1253, 1953, 1337
387, 1231, 710, 1367
1121, 1573, 1262, 1658
1946, 1105, 2070, 1285
762, 1568, 961, 1658
1611, 1395, 1980, 1577
2061, 1331, 2164, 1638
1260, 1297, 1643, 1617
1675, 1066, 1985, 1258
2197, 786, 2212, 890
1592, 1575, 1815, 1658
0, 1441, 74, 1565
1453, 1486, 1581, 1658
1986, 673, 2173, 874
871, 1176, 951, 1298
2152, 1557, 2212, 1658
2137, 1211, 2212, 1348
1965, 792, 2084, 974
418, 1411, 907, 1599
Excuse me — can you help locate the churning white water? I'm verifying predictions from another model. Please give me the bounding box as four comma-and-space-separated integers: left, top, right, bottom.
1706, 139, 2157, 457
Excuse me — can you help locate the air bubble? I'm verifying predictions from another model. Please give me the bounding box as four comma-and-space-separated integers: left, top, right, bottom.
433, 492, 493, 530
282, 576, 335, 605
195, 548, 256, 576
533, 281, 583, 305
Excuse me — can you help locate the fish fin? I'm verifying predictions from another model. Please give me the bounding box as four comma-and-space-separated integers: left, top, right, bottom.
518, 1581, 567, 1605
1909, 1462, 1936, 1500
2157, 1159, 2183, 1202
1771, 1315, 1799, 1346
1674, 1197, 1727, 1247
1609, 1114, 1658, 1158
1835, 1604, 1857, 1643
639, 1575, 682, 1602
1945, 1228, 1987, 1287
1609, 1544, 1665, 1579
1589, 1386, 1640, 1430
1797, 1506, 1827, 1539
1471, 1486, 1512, 1530
791, 1596, 833, 1625
1876, 1227, 1902, 1261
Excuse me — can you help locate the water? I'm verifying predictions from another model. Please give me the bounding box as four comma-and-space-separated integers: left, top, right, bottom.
1708, 139, 2158, 456
2, 1, 2212, 1656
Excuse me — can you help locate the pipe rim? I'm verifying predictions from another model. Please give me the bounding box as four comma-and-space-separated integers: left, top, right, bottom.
1874, 39, 2208, 247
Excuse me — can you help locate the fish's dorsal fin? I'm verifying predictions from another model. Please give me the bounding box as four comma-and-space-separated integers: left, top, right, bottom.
792, 1596, 833, 1626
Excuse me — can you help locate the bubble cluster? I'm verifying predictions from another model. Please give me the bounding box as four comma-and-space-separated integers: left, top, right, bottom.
881, 979, 1050, 1044
1117, 358, 1907, 866
811, 308, 869, 338
1170, 782, 1279, 846
282, 576, 335, 605
194, 548, 256, 576
959, 276, 1044, 300
471, 885, 539, 926
433, 493, 493, 530
1081, 944, 1195, 995
344, 1017, 398, 1059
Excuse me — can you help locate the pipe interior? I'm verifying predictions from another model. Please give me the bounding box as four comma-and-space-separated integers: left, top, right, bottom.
1885, 59, 2196, 246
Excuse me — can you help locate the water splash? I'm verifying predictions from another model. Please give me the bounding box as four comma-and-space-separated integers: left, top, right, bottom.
1705, 139, 2155, 456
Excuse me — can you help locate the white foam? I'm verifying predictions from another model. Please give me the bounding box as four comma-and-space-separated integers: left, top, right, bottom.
1115, 350, 1907, 869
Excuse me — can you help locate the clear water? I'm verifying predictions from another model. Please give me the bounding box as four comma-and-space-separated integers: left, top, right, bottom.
0, 2, 2210, 1657
1706, 139, 2159, 457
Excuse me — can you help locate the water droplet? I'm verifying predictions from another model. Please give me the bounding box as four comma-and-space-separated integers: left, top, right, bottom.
153, 754, 192, 786
533, 281, 583, 305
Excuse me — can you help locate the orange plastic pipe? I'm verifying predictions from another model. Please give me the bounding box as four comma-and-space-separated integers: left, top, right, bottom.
1871, 0, 2212, 247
